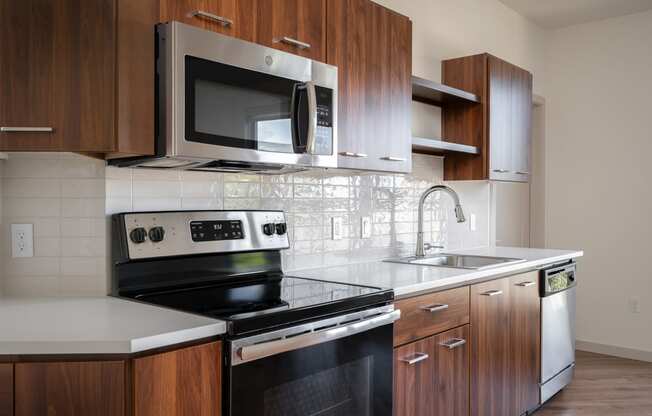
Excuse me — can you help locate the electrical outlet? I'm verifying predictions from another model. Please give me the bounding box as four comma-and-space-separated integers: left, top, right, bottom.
469, 213, 477, 232
629, 297, 641, 314
331, 217, 343, 240
11, 223, 34, 258
361, 217, 372, 239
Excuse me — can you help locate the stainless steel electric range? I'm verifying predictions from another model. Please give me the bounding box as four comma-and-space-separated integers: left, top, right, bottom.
112, 210, 399, 416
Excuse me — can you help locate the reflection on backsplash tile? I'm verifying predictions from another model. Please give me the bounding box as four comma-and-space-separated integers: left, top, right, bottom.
0, 152, 490, 296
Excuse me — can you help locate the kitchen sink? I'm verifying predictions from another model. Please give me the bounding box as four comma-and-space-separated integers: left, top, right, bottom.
384, 254, 526, 270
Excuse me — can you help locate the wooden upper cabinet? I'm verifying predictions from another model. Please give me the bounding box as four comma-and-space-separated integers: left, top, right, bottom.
159, 0, 257, 42
0, 364, 12, 416
394, 325, 470, 416
0, 0, 116, 152
133, 341, 222, 416
255, 0, 326, 62
14, 361, 125, 416
442, 53, 532, 182
328, 0, 412, 173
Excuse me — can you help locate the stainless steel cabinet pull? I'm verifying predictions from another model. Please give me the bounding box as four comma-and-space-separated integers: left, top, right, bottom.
420, 303, 449, 313
399, 352, 429, 365
516, 171, 530, 175
480, 289, 503, 296
440, 338, 466, 349
339, 152, 368, 158
277, 37, 311, 49
1, 127, 54, 133
190, 10, 233, 27
492, 169, 510, 173
516, 281, 535, 287
381, 156, 406, 162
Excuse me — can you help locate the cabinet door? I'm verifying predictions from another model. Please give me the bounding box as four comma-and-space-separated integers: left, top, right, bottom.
327, 0, 412, 173
256, 0, 326, 62
133, 341, 222, 416
510, 272, 541, 414
510, 66, 533, 181
0, 364, 12, 416
394, 325, 470, 416
470, 277, 514, 416
0, 0, 115, 152
160, 0, 257, 42
14, 361, 125, 416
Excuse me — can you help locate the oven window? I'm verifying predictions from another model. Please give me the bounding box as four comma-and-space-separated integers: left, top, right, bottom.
186, 56, 296, 153
229, 324, 393, 416
264, 356, 372, 416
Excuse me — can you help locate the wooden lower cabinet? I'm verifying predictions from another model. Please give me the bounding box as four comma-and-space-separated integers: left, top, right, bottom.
0, 364, 12, 416
394, 325, 470, 416
14, 361, 125, 416
133, 341, 222, 416
471, 272, 540, 416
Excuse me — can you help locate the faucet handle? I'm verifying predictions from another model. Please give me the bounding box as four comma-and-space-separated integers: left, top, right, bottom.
424, 243, 444, 252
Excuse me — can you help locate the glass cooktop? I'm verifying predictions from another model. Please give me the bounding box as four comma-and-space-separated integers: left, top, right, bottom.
133, 275, 393, 336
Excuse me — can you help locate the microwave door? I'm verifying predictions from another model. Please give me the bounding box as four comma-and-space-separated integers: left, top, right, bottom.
291, 81, 317, 155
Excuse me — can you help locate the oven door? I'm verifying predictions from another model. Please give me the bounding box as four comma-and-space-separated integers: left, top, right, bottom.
227, 306, 400, 416
160, 21, 337, 168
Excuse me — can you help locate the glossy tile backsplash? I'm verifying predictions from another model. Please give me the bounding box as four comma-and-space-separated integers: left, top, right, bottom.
0, 153, 490, 296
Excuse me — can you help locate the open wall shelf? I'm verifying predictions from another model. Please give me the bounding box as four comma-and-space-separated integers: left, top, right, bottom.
411, 76, 480, 106
412, 137, 479, 156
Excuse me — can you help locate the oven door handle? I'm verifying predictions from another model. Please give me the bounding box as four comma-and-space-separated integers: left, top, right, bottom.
234, 309, 401, 365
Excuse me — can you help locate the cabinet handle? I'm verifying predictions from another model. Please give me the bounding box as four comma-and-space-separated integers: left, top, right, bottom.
277, 37, 311, 49
1, 127, 54, 133
440, 338, 467, 350
492, 169, 510, 173
399, 352, 429, 365
190, 10, 233, 27
516, 281, 535, 287
516, 171, 530, 175
339, 152, 368, 158
420, 303, 449, 313
381, 156, 406, 162
480, 289, 503, 296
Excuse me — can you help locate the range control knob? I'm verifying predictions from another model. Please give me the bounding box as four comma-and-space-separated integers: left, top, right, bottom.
262, 223, 276, 236
275, 223, 287, 235
148, 226, 166, 243
129, 227, 147, 244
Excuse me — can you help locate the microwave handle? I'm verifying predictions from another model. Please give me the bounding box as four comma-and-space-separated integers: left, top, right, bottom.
304, 81, 317, 154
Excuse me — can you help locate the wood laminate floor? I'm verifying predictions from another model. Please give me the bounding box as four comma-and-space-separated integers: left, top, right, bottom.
535, 350, 652, 416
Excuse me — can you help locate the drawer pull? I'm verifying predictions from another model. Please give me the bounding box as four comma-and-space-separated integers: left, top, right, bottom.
420, 303, 449, 313
480, 289, 503, 297
515, 171, 530, 175
190, 10, 233, 27
399, 352, 429, 365
339, 151, 368, 158
492, 169, 510, 173
277, 37, 311, 49
440, 338, 466, 349
1, 126, 54, 133
516, 281, 535, 287
381, 156, 406, 162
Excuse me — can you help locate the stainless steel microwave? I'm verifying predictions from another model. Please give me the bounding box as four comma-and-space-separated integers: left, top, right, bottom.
110, 21, 337, 173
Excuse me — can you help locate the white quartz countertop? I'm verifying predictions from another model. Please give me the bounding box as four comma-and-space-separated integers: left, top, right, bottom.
0, 297, 226, 355
289, 246, 584, 299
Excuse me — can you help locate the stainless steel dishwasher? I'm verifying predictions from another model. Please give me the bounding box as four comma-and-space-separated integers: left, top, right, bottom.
540, 261, 577, 404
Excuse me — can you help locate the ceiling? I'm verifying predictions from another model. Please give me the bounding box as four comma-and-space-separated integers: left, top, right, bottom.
499, 0, 652, 28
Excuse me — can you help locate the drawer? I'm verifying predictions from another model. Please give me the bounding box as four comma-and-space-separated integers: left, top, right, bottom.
394, 286, 470, 347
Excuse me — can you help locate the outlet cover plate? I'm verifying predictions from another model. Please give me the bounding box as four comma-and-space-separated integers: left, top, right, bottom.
11, 223, 34, 258
331, 217, 343, 240
361, 217, 372, 239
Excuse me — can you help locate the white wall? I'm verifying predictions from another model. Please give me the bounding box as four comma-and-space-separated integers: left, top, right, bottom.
545, 10, 652, 353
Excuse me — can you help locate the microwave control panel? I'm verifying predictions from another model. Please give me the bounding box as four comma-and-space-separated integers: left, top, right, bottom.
314, 86, 334, 156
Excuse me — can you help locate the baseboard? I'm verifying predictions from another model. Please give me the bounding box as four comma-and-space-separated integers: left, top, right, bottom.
576, 339, 652, 363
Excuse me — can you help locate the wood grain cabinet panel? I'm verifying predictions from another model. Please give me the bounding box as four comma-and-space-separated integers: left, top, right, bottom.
0, 364, 12, 416
394, 325, 470, 416
255, 0, 325, 61
160, 0, 257, 42
327, 0, 412, 173
133, 341, 222, 416
0, 0, 116, 152
14, 361, 125, 416
394, 286, 470, 347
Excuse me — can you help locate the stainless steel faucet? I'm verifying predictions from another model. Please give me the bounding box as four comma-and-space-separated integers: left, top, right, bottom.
416, 185, 466, 257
